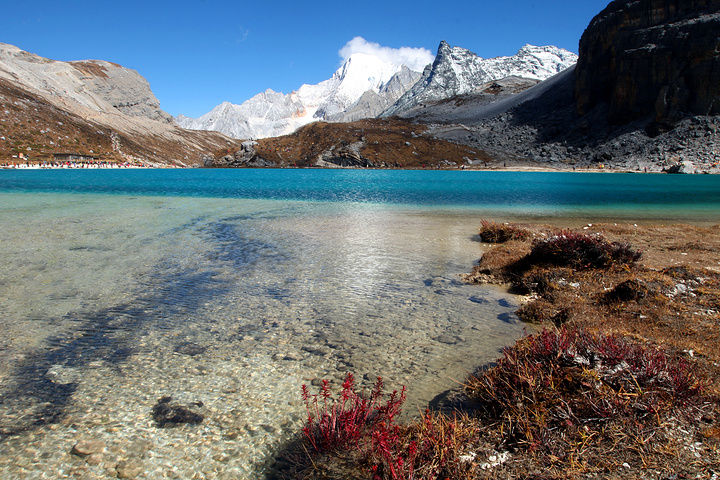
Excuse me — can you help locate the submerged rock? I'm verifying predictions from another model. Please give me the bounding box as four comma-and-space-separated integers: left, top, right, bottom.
151, 396, 205, 427
71, 438, 106, 456
116, 458, 144, 479
173, 341, 207, 356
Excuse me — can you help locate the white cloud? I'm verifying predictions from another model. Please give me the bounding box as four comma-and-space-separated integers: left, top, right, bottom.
339, 37, 434, 71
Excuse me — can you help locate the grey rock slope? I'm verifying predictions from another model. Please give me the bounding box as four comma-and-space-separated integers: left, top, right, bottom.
0, 42, 172, 124
381, 42, 578, 117
429, 63, 720, 173
0, 42, 240, 166
392, 75, 540, 124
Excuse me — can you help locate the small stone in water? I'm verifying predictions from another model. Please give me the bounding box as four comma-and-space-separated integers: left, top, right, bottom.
116, 458, 144, 478
85, 453, 103, 466
71, 438, 106, 456
151, 396, 205, 427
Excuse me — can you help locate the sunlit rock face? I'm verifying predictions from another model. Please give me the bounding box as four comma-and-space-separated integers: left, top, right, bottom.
0, 42, 173, 123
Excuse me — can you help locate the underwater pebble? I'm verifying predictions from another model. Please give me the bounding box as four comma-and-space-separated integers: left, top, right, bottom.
71, 439, 106, 456
116, 458, 144, 478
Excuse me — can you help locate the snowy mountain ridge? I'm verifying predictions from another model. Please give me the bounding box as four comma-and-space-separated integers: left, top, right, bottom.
178, 41, 578, 140
381, 42, 578, 117
177, 52, 422, 139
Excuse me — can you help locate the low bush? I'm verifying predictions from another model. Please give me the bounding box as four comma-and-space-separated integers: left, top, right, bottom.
478, 220, 530, 243
466, 327, 703, 458
300, 374, 475, 480
602, 278, 651, 304
301, 373, 405, 454
370, 410, 475, 480
529, 230, 642, 269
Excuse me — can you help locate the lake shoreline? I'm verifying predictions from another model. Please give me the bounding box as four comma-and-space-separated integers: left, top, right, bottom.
2, 162, 715, 174
282, 220, 720, 478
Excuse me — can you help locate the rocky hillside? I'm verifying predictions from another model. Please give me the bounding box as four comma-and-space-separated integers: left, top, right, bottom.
0, 43, 241, 166
204, 118, 541, 169
416, 0, 720, 173
0, 43, 172, 124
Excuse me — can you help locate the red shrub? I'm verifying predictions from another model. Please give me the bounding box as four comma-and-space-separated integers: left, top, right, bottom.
301, 373, 405, 454
467, 327, 702, 450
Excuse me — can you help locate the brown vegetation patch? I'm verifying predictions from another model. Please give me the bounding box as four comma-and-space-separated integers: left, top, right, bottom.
462, 222, 720, 477
71, 61, 110, 79
478, 220, 531, 243
465, 327, 708, 476
220, 118, 494, 169
0, 77, 121, 162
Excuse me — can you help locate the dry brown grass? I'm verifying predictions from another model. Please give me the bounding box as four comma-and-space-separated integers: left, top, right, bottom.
462, 222, 720, 478
478, 220, 532, 243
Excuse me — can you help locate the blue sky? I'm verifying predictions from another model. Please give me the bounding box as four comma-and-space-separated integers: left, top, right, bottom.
4, 0, 611, 118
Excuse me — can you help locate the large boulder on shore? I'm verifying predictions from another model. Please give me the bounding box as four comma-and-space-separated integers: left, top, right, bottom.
575, 0, 720, 126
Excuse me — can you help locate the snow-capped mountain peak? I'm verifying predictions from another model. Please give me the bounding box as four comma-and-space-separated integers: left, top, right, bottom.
177, 40, 578, 139
179, 51, 425, 139
334, 52, 403, 88
381, 41, 578, 117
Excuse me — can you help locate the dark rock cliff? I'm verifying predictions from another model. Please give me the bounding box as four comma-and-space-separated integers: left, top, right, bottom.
575, 0, 720, 127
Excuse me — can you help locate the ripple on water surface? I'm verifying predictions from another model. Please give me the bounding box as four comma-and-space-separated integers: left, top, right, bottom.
0, 193, 527, 478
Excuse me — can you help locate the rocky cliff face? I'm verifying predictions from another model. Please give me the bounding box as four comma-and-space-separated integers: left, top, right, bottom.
575, 0, 720, 126
381, 42, 578, 117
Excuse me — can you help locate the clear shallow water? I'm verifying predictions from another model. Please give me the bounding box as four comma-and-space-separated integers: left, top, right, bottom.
0, 170, 718, 478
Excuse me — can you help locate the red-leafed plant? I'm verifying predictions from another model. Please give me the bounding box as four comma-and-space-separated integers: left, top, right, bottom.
301, 373, 405, 454
300, 373, 477, 480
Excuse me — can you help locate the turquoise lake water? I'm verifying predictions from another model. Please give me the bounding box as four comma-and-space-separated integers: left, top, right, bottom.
1, 169, 719, 221
0, 169, 718, 478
